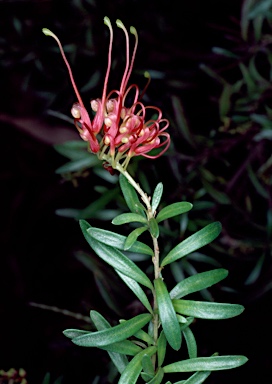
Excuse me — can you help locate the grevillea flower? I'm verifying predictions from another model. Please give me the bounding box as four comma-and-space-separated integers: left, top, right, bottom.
42, 17, 170, 171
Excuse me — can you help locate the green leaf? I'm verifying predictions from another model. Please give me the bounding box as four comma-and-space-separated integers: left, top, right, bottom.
170, 269, 228, 299
72, 313, 152, 347
142, 354, 155, 376
151, 182, 163, 213
89, 310, 128, 373
63, 329, 90, 339
55, 157, 99, 174
161, 222, 222, 267
80, 221, 153, 289
90, 310, 142, 355
56, 188, 119, 219
99, 340, 142, 355
54, 140, 89, 160
156, 202, 193, 223
183, 327, 197, 359
119, 173, 145, 214
149, 217, 160, 238
124, 226, 148, 250
115, 271, 153, 314
118, 346, 157, 384
133, 329, 154, 345
154, 278, 181, 350
112, 213, 147, 225
173, 299, 244, 319
157, 331, 167, 367
182, 371, 211, 384
219, 83, 232, 119
87, 226, 153, 256
163, 355, 248, 373
146, 367, 164, 384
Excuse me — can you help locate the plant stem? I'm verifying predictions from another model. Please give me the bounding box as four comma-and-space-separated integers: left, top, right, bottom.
118, 165, 161, 369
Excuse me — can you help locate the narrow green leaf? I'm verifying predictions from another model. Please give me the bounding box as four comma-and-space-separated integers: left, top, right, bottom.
133, 329, 154, 345
163, 355, 248, 373
173, 299, 244, 319
154, 278, 181, 350
183, 327, 197, 359
87, 226, 153, 255
80, 221, 153, 289
63, 329, 90, 339
156, 202, 193, 223
141, 372, 154, 381
90, 310, 142, 355
142, 354, 155, 376
119, 173, 145, 215
99, 340, 142, 355
157, 331, 167, 367
55, 156, 99, 174
161, 222, 222, 267
115, 270, 153, 314
146, 367, 164, 384
118, 346, 157, 384
54, 140, 89, 160
112, 213, 147, 225
89, 310, 128, 373
56, 188, 119, 219
179, 317, 195, 331
124, 226, 148, 250
72, 313, 152, 347
219, 84, 232, 119
149, 217, 160, 238
151, 182, 163, 213
182, 371, 211, 384
212, 47, 239, 59
170, 269, 228, 299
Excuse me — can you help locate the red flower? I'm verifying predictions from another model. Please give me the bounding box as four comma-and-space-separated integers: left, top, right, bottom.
42, 17, 170, 171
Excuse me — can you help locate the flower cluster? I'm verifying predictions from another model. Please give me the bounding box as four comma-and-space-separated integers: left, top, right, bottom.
42, 17, 170, 171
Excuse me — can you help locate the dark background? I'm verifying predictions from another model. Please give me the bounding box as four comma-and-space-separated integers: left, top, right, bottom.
1, 0, 271, 383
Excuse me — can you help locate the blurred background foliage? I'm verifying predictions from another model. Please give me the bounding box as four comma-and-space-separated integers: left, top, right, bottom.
1, 0, 271, 383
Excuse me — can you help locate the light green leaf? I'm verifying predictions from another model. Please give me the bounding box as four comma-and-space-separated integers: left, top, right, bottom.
161, 222, 222, 267
80, 221, 153, 289
112, 213, 147, 225
183, 327, 197, 359
72, 313, 152, 347
154, 278, 181, 351
156, 202, 193, 223
173, 299, 244, 319
157, 331, 167, 367
87, 226, 153, 256
115, 271, 153, 314
118, 346, 157, 384
149, 217, 159, 238
151, 183, 163, 213
170, 269, 228, 299
124, 227, 148, 250
119, 174, 145, 215
163, 355, 248, 373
